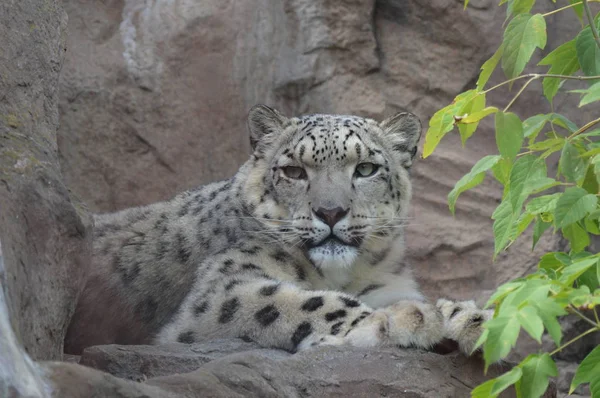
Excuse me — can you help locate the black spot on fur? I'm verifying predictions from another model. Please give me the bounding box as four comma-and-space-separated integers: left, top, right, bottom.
219, 259, 234, 274
240, 246, 261, 255
325, 309, 347, 322
294, 264, 307, 281
254, 305, 280, 326
339, 297, 360, 308
219, 298, 240, 323
349, 311, 371, 328
393, 143, 409, 153
175, 232, 191, 263
271, 250, 289, 262
241, 263, 261, 271
330, 321, 344, 335
301, 296, 324, 312
259, 284, 279, 296
291, 321, 313, 350
450, 307, 461, 319
177, 331, 195, 344
358, 284, 384, 296
225, 280, 242, 291
194, 301, 209, 316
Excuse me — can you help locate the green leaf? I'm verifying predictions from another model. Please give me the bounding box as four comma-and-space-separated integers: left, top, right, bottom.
576, 19, 600, 83
560, 257, 599, 285
423, 90, 479, 158
517, 306, 544, 343
510, 213, 534, 243
492, 157, 512, 187
459, 106, 499, 124
477, 45, 504, 90
509, 155, 545, 211
458, 93, 486, 145
559, 141, 586, 183
496, 111, 524, 161
571, 81, 600, 107
532, 297, 567, 346
538, 40, 580, 102
538, 252, 563, 272
526, 193, 561, 214
486, 280, 526, 308
533, 217, 551, 249
471, 367, 523, 398
516, 354, 558, 398
528, 137, 564, 152
523, 114, 551, 142
448, 155, 501, 214
549, 113, 578, 132
578, 128, 600, 139
570, 345, 600, 396
483, 313, 521, 364
563, 222, 590, 253
502, 13, 547, 79
568, 0, 584, 22
500, 279, 551, 310
554, 187, 598, 228
582, 163, 600, 194
493, 199, 519, 255
578, 262, 600, 291
507, 0, 535, 16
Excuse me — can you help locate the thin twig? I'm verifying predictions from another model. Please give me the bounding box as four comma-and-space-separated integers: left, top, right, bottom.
567, 116, 600, 140
550, 327, 599, 356
542, 0, 600, 17
503, 76, 538, 112
482, 73, 600, 95
583, 0, 600, 48
568, 304, 600, 328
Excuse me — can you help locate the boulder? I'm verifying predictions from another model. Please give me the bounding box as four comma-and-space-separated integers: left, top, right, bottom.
69, 340, 554, 398
0, 0, 92, 361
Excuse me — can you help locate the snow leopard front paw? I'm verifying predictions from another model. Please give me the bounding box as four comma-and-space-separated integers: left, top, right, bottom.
436, 298, 493, 355
381, 301, 445, 349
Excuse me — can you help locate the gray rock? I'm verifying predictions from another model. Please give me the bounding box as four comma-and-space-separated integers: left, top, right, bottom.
74, 340, 554, 398
79, 339, 266, 381
0, 0, 92, 361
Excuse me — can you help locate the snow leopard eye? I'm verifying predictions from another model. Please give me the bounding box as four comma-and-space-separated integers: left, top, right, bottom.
281, 166, 307, 180
354, 163, 379, 178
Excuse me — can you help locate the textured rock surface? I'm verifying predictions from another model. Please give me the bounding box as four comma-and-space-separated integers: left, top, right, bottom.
57, 0, 596, 303
79, 339, 261, 381
54, 0, 598, 395
71, 340, 550, 398
0, 0, 92, 361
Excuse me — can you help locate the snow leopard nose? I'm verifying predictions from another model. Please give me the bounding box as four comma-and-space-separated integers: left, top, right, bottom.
313, 207, 349, 229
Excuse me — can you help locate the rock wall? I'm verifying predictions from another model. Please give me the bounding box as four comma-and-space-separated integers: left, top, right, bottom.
53, 0, 596, 395
58, 0, 595, 301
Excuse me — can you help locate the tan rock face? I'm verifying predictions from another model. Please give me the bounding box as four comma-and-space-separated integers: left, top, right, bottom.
56, 0, 595, 381
57, 0, 573, 301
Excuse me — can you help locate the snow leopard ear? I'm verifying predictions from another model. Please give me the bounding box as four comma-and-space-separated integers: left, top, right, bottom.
247, 105, 288, 155
379, 112, 422, 169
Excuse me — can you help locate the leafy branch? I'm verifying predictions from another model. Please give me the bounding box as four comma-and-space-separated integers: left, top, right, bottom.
583, 0, 600, 48
424, 1, 600, 397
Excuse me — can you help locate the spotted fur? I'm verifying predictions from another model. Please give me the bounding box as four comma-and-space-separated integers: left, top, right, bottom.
65, 105, 491, 355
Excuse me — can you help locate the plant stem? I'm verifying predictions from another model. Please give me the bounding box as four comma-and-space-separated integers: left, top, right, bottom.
567, 116, 600, 140
503, 76, 537, 112
550, 327, 599, 356
568, 304, 600, 328
482, 73, 600, 95
594, 307, 600, 324
542, 0, 600, 17
582, 0, 600, 49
